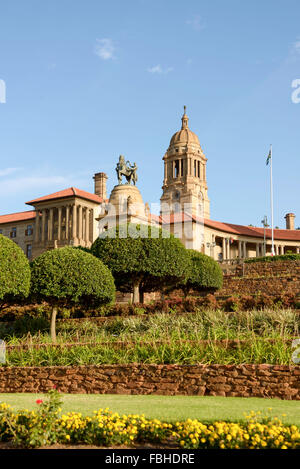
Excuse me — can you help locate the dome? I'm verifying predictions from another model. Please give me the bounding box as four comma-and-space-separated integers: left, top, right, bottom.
170, 128, 200, 146
169, 106, 201, 147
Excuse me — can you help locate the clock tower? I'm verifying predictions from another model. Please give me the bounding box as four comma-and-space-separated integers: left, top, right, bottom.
160, 107, 210, 219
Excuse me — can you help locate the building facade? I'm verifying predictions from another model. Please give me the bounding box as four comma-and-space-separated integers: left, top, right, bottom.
1, 109, 300, 261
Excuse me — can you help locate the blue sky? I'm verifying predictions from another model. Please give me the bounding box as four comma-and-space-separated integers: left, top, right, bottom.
0, 0, 300, 228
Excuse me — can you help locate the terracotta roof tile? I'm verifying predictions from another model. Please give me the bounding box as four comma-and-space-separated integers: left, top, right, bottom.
203, 218, 300, 241
0, 210, 36, 224
159, 212, 300, 242
26, 187, 102, 205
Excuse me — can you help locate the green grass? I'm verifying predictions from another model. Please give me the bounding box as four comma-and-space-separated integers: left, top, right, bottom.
0, 393, 299, 426
4, 338, 294, 365
1, 309, 299, 345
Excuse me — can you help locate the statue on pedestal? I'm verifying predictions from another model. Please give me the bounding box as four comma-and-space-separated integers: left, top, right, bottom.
116, 155, 138, 185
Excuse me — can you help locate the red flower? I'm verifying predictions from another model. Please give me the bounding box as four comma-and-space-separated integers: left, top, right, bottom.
36, 399, 43, 405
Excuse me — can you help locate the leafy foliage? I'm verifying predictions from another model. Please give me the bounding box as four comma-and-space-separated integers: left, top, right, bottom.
91, 224, 189, 300
245, 253, 300, 263
0, 234, 30, 302
30, 247, 115, 306
181, 249, 223, 294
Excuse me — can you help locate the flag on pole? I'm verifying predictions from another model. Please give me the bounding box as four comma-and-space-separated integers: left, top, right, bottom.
266, 149, 271, 165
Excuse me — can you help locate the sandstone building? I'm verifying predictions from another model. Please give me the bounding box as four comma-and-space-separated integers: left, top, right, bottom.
1, 109, 300, 261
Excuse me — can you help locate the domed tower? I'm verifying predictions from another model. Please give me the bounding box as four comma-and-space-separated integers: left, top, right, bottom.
160, 107, 210, 219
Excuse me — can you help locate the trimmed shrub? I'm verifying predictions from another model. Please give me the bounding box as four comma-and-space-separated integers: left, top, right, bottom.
223, 296, 241, 312
181, 249, 223, 296
92, 223, 189, 303
30, 247, 115, 341
245, 253, 300, 263
0, 234, 30, 305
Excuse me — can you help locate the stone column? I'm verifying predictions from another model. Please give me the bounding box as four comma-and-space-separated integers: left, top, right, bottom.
243, 241, 247, 258
41, 209, 46, 242
58, 207, 62, 241
226, 238, 230, 260
238, 240, 242, 258
65, 205, 70, 240
256, 243, 259, 257
34, 210, 40, 242
211, 235, 215, 259
85, 208, 90, 243
48, 208, 53, 241
78, 205, 83, 240
222, 238, 226, 260
72, 204, 77, 240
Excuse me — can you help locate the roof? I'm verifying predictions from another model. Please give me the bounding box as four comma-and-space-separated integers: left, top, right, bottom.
0, 210, 36, 225
169, 128, 201, 147
159, 212, 300, 242
26, 187, 103, 205
203, 219, 300, 241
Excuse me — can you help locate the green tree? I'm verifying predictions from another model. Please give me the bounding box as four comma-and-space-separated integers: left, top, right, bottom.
30, 247, 115, 342
181, 249, 223, 296
91, 223, 189, 303
0, 234, 30, 306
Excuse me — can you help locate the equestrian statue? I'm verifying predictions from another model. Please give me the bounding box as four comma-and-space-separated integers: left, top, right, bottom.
116, 155, 138, 185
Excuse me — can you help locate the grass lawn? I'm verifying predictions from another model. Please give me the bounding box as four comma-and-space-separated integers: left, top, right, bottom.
0, 393, 299, 426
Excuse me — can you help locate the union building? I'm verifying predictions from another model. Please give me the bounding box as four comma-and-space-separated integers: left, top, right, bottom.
1, 109, 299, 261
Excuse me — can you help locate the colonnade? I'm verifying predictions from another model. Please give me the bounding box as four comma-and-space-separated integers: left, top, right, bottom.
218, 237, 299, 261
34, 204, 92, 244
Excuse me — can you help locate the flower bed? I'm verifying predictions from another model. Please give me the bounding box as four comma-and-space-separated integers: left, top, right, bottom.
0, 390, 299, 449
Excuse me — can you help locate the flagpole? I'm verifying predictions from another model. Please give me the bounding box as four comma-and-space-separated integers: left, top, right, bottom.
270, 144, 275, 255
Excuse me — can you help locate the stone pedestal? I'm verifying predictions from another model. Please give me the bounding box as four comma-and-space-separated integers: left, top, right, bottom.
108, 185, 146, 217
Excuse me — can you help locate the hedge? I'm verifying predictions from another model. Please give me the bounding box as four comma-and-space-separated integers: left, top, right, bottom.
245, 253, 300, 263
0, 234, 30, 303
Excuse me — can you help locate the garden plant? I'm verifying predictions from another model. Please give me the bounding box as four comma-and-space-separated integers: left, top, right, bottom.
30, 247, 115, 342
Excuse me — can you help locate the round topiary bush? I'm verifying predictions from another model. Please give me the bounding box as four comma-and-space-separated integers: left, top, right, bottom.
30, 246, 116, 341
92, 223, 190, 303
0, 234, 31, 304
182, 249, 223, 296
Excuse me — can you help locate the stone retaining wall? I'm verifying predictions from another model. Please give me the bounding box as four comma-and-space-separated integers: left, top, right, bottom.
239, 260, 300, 278
0, 364, 299, 400
220, 276, 300, 297
219, 260, 300, 297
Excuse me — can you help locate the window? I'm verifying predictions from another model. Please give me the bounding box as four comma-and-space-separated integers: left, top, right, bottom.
174, 160, 180, 178
26, 244, 32, 259
25, 224, 33, 236
10, 227, 16, 238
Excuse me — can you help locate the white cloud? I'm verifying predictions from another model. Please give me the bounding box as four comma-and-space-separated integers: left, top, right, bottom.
292, 39, 300, 54
147, 65, 174, 74
0, 176, 68, 197
186, 15, 205, 31
0, 167, 22, 177
95, 38, 115, 60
